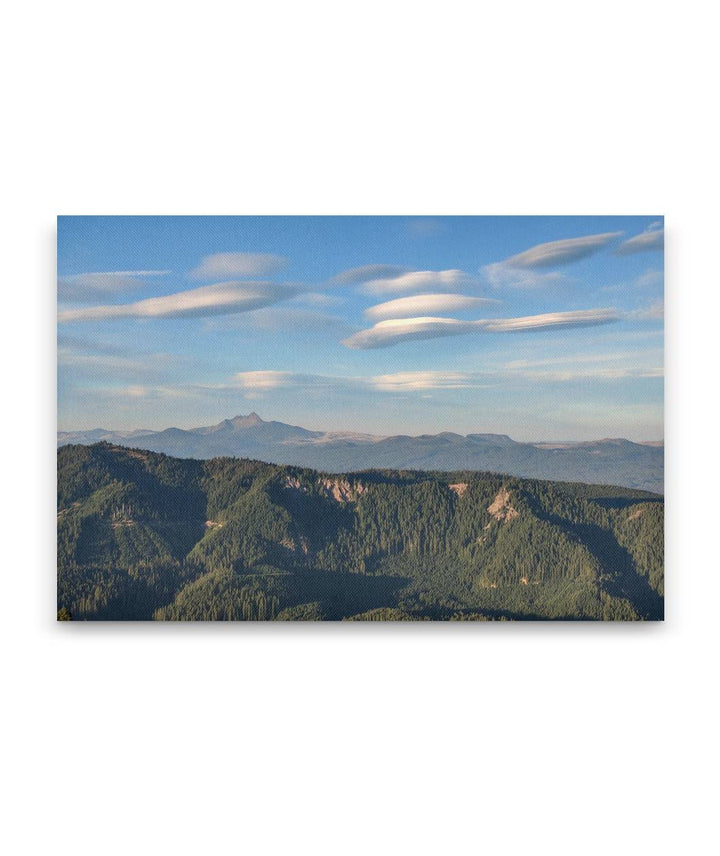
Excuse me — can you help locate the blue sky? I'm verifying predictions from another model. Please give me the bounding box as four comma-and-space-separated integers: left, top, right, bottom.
57, 216, 664, 440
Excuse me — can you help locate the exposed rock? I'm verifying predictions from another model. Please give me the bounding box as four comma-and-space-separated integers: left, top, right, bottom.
449, 482, 468, 497
318, 477, 366, 503
487, 487, 519, 523
280, 536, 310, 556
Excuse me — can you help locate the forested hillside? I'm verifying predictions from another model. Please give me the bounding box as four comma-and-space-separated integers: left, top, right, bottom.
57, 443, 664, 621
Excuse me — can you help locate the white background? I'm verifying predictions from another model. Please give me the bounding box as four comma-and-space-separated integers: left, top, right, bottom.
2, 1, 718, 854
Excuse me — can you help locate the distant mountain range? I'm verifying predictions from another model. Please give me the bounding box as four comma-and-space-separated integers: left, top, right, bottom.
57, 413, 664, 493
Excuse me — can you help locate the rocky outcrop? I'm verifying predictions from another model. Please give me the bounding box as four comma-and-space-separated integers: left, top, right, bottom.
280, 536, 310, 556
487, 487, 519, 523
318, 477, 366, 503
284, 476, 308, 492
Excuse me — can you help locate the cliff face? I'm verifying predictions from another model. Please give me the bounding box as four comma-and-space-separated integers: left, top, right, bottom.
317, 477, 367, 503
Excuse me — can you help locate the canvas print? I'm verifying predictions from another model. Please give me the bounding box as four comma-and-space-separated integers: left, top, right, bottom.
57, 216, 664, 621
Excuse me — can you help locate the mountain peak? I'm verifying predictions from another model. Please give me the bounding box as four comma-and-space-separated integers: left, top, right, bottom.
467, 433, 516, 444
56, 415, 663, 493
230, 412, 264, 427
198, 413, 266, 434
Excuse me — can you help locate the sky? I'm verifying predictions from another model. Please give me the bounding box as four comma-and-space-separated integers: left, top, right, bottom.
57, 216, 664, 441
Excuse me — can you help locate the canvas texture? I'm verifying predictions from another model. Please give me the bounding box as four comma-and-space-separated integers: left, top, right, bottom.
57, 216, 664, 621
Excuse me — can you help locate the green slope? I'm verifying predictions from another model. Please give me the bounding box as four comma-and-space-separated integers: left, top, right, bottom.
57, 443, 664, 621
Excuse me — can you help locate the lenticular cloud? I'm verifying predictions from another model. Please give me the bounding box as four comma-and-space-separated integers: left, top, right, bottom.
58, 281, 301, 322
343, 308, 621, 349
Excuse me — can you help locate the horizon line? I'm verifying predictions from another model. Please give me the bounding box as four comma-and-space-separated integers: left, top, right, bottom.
56, 411, 664, 446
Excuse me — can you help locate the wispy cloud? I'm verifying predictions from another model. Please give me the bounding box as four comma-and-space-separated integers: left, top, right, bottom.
58, 281, 300, 323
482, 263, 570, 290
503, 366, 663, 382
503, 347, 663, 371
500, 349, 663, 381
58, 348, 176, 379
373, 366, 663, 386
233, 369, 479, 394
481, 308, 620, 333
57, 334, 130, 357
235, 371, 296, 390
635, 269, 664, 288
107, 384, 194, 401
79, 355, 662, 415
628, 299, 664, 320
58, 270, 171, 302
58, 335, 187, 382
370, 371, 478, 391
501, 232, 624, 269
232, 364, 662, 395
331, 264, 408, 285
293, 291, 344, 307
344, 317, 479, 349
615, 225, 664, 256
234, 307, 352, 333
364, 293, 499, 321
360, 269, 480, 296
599, 268, 664, 294
189, 252, 287, 279
343, 308, 621, 349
